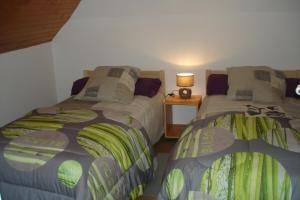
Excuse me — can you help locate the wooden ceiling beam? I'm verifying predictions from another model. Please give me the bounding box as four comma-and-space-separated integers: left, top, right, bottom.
0, 0, 80, 54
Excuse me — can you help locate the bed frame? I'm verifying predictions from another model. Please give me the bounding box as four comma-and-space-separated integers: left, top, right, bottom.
83, 69, 166, 95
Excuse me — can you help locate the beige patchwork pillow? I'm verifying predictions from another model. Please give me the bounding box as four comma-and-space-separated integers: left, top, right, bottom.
227, 66, 286, 103
75, 66, 140, 104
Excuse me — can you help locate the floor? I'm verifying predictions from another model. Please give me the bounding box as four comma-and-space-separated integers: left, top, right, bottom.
138, 137, 177, 200
153, 137, 177, 154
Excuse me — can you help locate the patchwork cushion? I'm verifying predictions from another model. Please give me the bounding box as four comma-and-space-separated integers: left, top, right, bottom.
75, 66, 140, 104
227, 66, 286, 103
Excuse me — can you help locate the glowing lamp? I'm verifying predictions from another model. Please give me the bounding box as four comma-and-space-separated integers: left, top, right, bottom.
176, 73, 194, 99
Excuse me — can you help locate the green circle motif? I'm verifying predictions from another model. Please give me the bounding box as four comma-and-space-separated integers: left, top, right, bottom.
58, 160, 83, 188
4, 131, 68, 171
165, 168, 185, 200
200, 152, 291, 200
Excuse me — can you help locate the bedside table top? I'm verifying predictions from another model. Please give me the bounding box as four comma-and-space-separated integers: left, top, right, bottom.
164, 95, 202, 106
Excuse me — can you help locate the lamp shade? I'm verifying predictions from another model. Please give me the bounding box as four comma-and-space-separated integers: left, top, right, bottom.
176, 73, 194, 87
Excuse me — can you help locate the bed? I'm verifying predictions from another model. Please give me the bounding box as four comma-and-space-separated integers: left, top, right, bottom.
0, 67, 165, 200
158, 68, 300, 200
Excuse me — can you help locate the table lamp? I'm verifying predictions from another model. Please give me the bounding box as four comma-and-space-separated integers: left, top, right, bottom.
176, 73, 194, 99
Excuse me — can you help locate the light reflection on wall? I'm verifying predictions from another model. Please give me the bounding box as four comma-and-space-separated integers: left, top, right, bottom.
170, 54, 204, 68
162, 52, 204, 68
160, 50, 220, 69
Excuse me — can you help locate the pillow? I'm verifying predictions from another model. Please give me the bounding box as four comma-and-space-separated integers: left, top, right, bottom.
286, 78, 300, 98
206, 74, 228, 95
227, 66, 286, 103
71, 77, 89, 95
134, 78, 161, 97
75, 66, 140, 104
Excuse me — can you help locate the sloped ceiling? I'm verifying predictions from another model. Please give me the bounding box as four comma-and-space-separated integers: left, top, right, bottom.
0, 0, 80, 54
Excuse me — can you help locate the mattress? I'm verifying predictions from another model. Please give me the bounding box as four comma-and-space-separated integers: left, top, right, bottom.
158, 95, 300, 200
0, 95, 162, 199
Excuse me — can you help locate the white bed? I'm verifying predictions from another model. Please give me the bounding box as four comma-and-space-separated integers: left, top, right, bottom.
0, 68, 165, 200
158, 68, 300, 200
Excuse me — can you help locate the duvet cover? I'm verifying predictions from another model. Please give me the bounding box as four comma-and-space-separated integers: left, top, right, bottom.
158, 110, 300, 200
0, 105, 155, 200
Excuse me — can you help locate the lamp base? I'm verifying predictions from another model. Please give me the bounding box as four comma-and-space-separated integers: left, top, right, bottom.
179, 88, 192, 99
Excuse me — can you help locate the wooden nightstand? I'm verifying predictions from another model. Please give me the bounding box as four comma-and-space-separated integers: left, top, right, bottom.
164, 95, 202, 139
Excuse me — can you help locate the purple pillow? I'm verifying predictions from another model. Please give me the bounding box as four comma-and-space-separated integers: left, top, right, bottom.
206, 74, 228, 95
286, 78, 300, 98
134, 78, 161, 97
71, 77, 89, 95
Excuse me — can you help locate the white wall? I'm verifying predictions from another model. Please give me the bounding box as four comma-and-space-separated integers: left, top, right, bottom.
0, 43, 57, 126
52, 0, 300, 123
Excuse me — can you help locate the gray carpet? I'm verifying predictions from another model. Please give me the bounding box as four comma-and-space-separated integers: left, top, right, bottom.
143, 153, 170, 197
